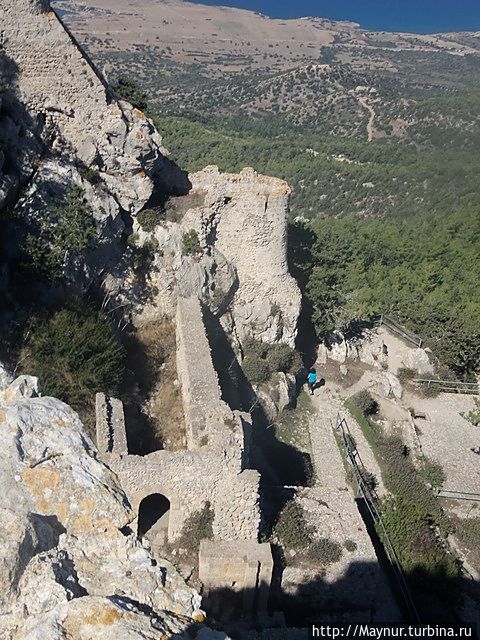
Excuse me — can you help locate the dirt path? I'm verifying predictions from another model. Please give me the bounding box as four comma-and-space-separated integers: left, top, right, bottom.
300, 386, 401, 621
357, 96, 375, 142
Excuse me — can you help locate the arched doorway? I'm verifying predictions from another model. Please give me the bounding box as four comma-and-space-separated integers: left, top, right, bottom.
137, 493, 171, 541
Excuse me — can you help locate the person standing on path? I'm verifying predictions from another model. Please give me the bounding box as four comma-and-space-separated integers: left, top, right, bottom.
307, 368, 317, 396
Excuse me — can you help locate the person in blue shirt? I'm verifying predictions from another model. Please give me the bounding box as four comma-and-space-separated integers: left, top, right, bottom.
307, 368, 317, 396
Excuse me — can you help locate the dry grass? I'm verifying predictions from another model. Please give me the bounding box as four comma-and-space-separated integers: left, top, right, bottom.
122, 319, 185, 452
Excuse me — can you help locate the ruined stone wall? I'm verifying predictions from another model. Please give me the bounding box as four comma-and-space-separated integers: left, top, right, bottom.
95, 392, 128, 455
176, 296, 244, 455
108, 451, 261, 542
185, 166, 302, 347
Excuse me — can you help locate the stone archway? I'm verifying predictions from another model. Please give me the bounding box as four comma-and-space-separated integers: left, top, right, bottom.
137, 493, 171, 543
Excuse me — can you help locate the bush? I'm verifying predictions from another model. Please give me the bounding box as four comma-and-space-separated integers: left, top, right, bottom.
307, 538, 343, 565
137, 208, 160, 232
422, 382, 441, 398
350, 390, 379, 416
344, 539, 357, 552
274, 500, 313, 549
397, 367, 416, 384
241, 336, 302, 384
113, 76, 148, 112
178, 502, 214, 551
78, 164, 101, 185
24, 185, 95, 281
181, 229, 200, 256
26, 305, 125, 411
420, 458, 446, 488
266, 343, 296, 373
463, 398, 480, 427
242, 353, 270, 385
128, 235, 159, 273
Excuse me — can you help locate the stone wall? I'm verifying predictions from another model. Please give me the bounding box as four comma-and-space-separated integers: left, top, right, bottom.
182, 166, 302, 347
95, 392, 128, 455
176, 296, 242, 453
98, 296, 262, 543
199, 540, 273, 620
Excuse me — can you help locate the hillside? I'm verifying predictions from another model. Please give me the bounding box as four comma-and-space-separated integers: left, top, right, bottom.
54, 0, 480, 143
50, 0, 480, 377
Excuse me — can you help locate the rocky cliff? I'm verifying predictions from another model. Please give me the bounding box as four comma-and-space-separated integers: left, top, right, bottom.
0, 367, 226, 639
1, 0, 187, 291
1, 0, 300, 347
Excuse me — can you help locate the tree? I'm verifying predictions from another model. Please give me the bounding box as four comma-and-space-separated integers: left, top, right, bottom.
113, 76, 149, 112
25, 185, 95, 281
27, 305, 125, 411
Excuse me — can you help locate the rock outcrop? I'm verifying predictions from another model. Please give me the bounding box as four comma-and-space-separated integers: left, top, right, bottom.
1, 0, 188, 290
0, 369, 225, 639
128, 166, 302, 347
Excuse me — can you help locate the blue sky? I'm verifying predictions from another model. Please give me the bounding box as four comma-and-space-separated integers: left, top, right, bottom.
190, 0, 480, 33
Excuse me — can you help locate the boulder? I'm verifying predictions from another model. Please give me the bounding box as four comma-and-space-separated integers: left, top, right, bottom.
402, 348, 434, 375
0, 378, 224, 638
0, 363, 13, 391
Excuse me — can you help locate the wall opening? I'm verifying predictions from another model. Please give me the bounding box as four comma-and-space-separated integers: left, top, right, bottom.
137, 493, 171, 540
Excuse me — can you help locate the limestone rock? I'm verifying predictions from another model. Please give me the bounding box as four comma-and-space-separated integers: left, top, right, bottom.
1, 0, 186, 292
402, 348, 434, 375
0, 363, 13, 391
0, 371, 224, 639
358, 338, 388, 369
316, 344, 328, 365
326, 332, 349, 363
353, 371, 403, 400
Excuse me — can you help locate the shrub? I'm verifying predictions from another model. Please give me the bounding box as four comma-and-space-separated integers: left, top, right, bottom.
24, 185, 95, 280
464, 398, 480, 427
344, 539, 357, 553
181, 229, 200, 256
350, 390, 379, 416
137, 208, 160, 232
397, 367, 416, 384
178, 502, 214, 551
422, 383, 441, 398
241, 336, 302, 384
266, 343, 295, 373
274, 500, 313, 549
128, 235, 159, 273
420, 458, 446, 488
242, 353, 270, 385
113, 76, 148, 112
307, 538, 343, 565
26, 305, 125, 411
78, 164, 101, 185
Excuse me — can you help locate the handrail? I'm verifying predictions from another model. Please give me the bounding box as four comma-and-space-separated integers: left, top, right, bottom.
437, 489, 480, 502
375, 314, 423, 348
413, 378, 479, 395
334, 415, 420, 623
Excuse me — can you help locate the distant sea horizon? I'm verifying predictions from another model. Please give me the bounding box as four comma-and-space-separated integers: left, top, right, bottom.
185, 0, 480, 34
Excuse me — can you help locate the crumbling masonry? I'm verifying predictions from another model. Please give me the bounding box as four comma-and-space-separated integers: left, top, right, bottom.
96, 297, 273, 612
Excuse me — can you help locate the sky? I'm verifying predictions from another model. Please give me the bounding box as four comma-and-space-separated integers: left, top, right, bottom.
189, 0, 480, 33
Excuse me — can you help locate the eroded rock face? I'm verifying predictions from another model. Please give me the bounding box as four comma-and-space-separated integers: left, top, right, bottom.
0, 373, 224, 639
187, 167, 301, 347
0, 0, 187, 291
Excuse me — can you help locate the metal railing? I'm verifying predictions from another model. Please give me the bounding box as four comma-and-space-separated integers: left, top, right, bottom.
376, 314, 423, 348
437, 489, 480, 502
413, 378, 479, 395
334, 415, 420, 623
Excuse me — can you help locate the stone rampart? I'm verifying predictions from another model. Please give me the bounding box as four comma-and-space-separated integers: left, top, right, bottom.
185, 166, 302, 347
2, 0, 167, 212
95, 392, 128, 455
176, 296, 244, 456
199, 540, 273, 620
